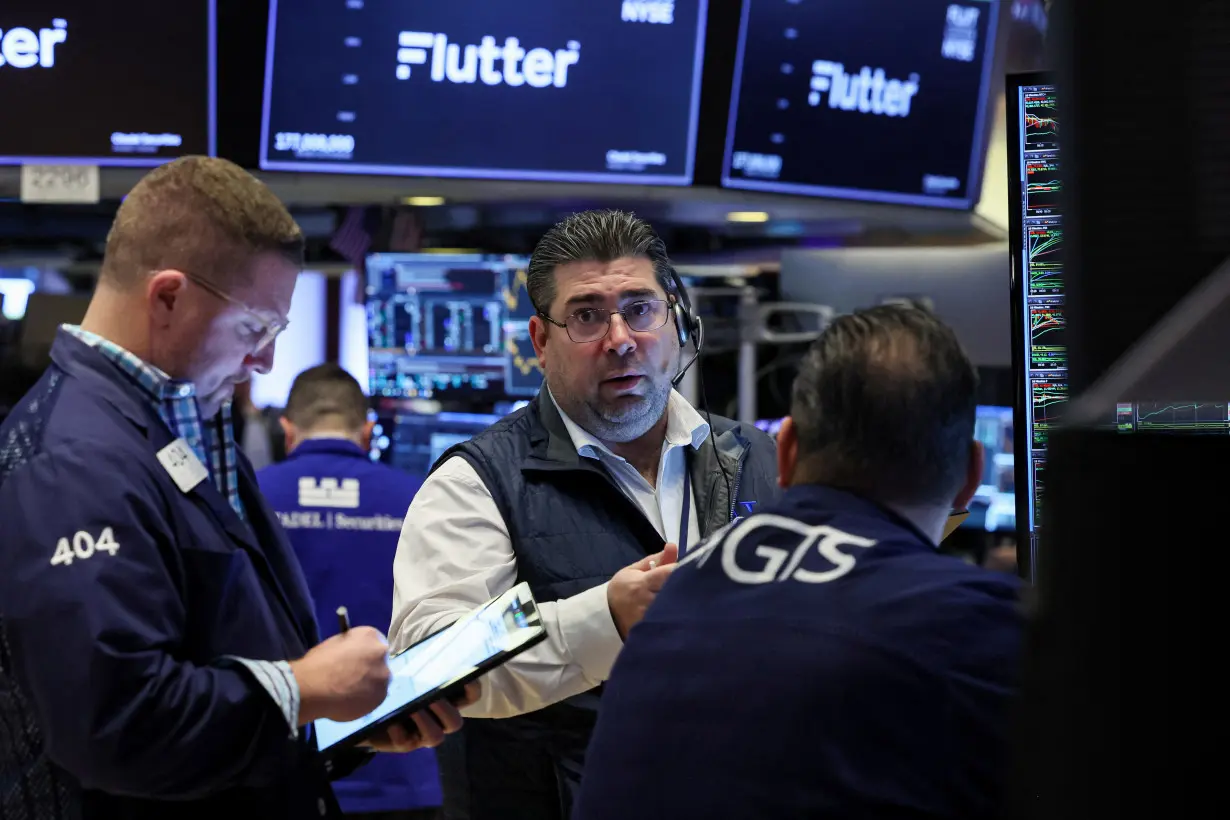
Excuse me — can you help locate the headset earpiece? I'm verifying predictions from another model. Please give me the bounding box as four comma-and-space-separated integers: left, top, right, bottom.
672, 299, 691, 346
667, 265, 697, 348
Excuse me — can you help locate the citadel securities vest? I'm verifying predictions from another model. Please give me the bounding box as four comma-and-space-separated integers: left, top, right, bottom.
431, 392, 779, 820
257, 438, 441, 816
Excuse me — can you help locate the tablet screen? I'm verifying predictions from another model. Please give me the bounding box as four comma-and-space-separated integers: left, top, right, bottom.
315, 583, 542, 750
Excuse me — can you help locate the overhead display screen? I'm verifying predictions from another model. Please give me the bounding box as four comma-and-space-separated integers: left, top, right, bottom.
722, 0, 1000, 209
260, 0, 708, 185
0, 1, 215, 165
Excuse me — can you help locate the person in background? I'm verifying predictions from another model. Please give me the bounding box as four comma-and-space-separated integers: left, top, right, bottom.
0, 156, 471, 820
258, 363, 442, 820
574, 304, 1026, 820
233, 379, 285, 469
390, 209, 780, 819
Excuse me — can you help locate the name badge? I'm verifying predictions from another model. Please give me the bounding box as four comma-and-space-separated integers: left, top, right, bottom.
156, 438, 209, 493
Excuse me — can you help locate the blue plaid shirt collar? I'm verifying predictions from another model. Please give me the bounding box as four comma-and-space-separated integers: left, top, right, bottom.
62, 324, 246, 520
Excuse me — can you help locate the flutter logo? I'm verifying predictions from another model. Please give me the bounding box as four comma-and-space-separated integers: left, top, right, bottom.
0, 18, 67, 69
808, 61, 920, 118
396, 32, 580, 88
621, 1, 675, 24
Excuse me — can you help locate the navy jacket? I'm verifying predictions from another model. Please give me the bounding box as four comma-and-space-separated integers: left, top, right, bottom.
258, 439, 442, 814
575, 484, 1025, 820
0, 334, 339, 820
434, 393, 780, 820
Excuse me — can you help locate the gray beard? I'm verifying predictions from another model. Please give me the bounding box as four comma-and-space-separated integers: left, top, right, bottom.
558, 378, 673, 444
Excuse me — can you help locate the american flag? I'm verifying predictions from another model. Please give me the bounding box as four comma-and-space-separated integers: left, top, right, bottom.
329, 206, 375, 268
388, 208, 423, 252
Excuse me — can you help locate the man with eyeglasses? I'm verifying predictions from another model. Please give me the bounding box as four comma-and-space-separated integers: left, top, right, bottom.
390, 209, 780, 819
0, 157, 473, 820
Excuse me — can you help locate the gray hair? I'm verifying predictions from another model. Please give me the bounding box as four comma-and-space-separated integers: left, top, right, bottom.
526, 209, 677, 316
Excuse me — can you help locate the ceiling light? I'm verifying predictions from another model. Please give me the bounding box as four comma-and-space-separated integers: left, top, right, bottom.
726, 211, 770, 223
403, 196, 445, 206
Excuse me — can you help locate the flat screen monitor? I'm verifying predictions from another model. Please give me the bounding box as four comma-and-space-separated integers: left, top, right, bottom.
759, 406, 1014, 532
374, 410, 504, 475
260, 0, 708, 185
365, 252, 543, 400
967, 404, 1014, 532
501, 261, 543, 398
1006, 72, 1230, 576
0, 1, 215, 165
778, 244, 1013, 368
722, 0, 1000, 208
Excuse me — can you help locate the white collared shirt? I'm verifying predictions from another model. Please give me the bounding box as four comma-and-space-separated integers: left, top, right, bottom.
389, 390, 710, 719
553, 390, 709, 548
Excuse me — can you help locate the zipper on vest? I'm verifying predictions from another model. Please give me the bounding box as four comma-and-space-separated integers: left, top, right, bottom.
728, 458, 745, 522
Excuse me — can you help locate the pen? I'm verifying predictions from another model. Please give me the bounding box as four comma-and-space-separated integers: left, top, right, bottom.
337, 606, 351, 635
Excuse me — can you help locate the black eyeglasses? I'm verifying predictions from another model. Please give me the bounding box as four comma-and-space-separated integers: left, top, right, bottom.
540, 299, 671, 343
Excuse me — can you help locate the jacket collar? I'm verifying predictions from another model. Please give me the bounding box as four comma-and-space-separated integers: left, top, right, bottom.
286, 438, 368, 460
780, 484, 940, 549
50, 329, 160, 434
528, 389, 713, 469
529, 390, 586, 467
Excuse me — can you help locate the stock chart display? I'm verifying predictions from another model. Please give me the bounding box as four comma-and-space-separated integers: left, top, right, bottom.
501, 265, 544, 397
1012, 79, 1230, 557
365, 253, 541, 399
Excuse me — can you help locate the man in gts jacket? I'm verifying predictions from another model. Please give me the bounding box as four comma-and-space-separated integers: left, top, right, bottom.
576, 304, 1026, 820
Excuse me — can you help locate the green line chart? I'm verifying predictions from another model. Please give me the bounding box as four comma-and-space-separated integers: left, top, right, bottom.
1030, 378, 1067, 448
1027, 225, 1062, 296
1029, 302, 1066, 370
1134, 402, 1230, 433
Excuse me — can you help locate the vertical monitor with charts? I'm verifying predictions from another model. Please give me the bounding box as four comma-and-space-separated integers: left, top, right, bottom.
1007, 73, 1230, 575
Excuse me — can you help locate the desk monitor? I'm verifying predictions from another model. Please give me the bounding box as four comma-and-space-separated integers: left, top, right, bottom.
374, 410, 504, 476
966, 404, 1014, 532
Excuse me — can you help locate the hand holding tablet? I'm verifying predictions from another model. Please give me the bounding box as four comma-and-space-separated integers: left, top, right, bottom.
359, 680, 482, 753
314, 582, 546, 757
